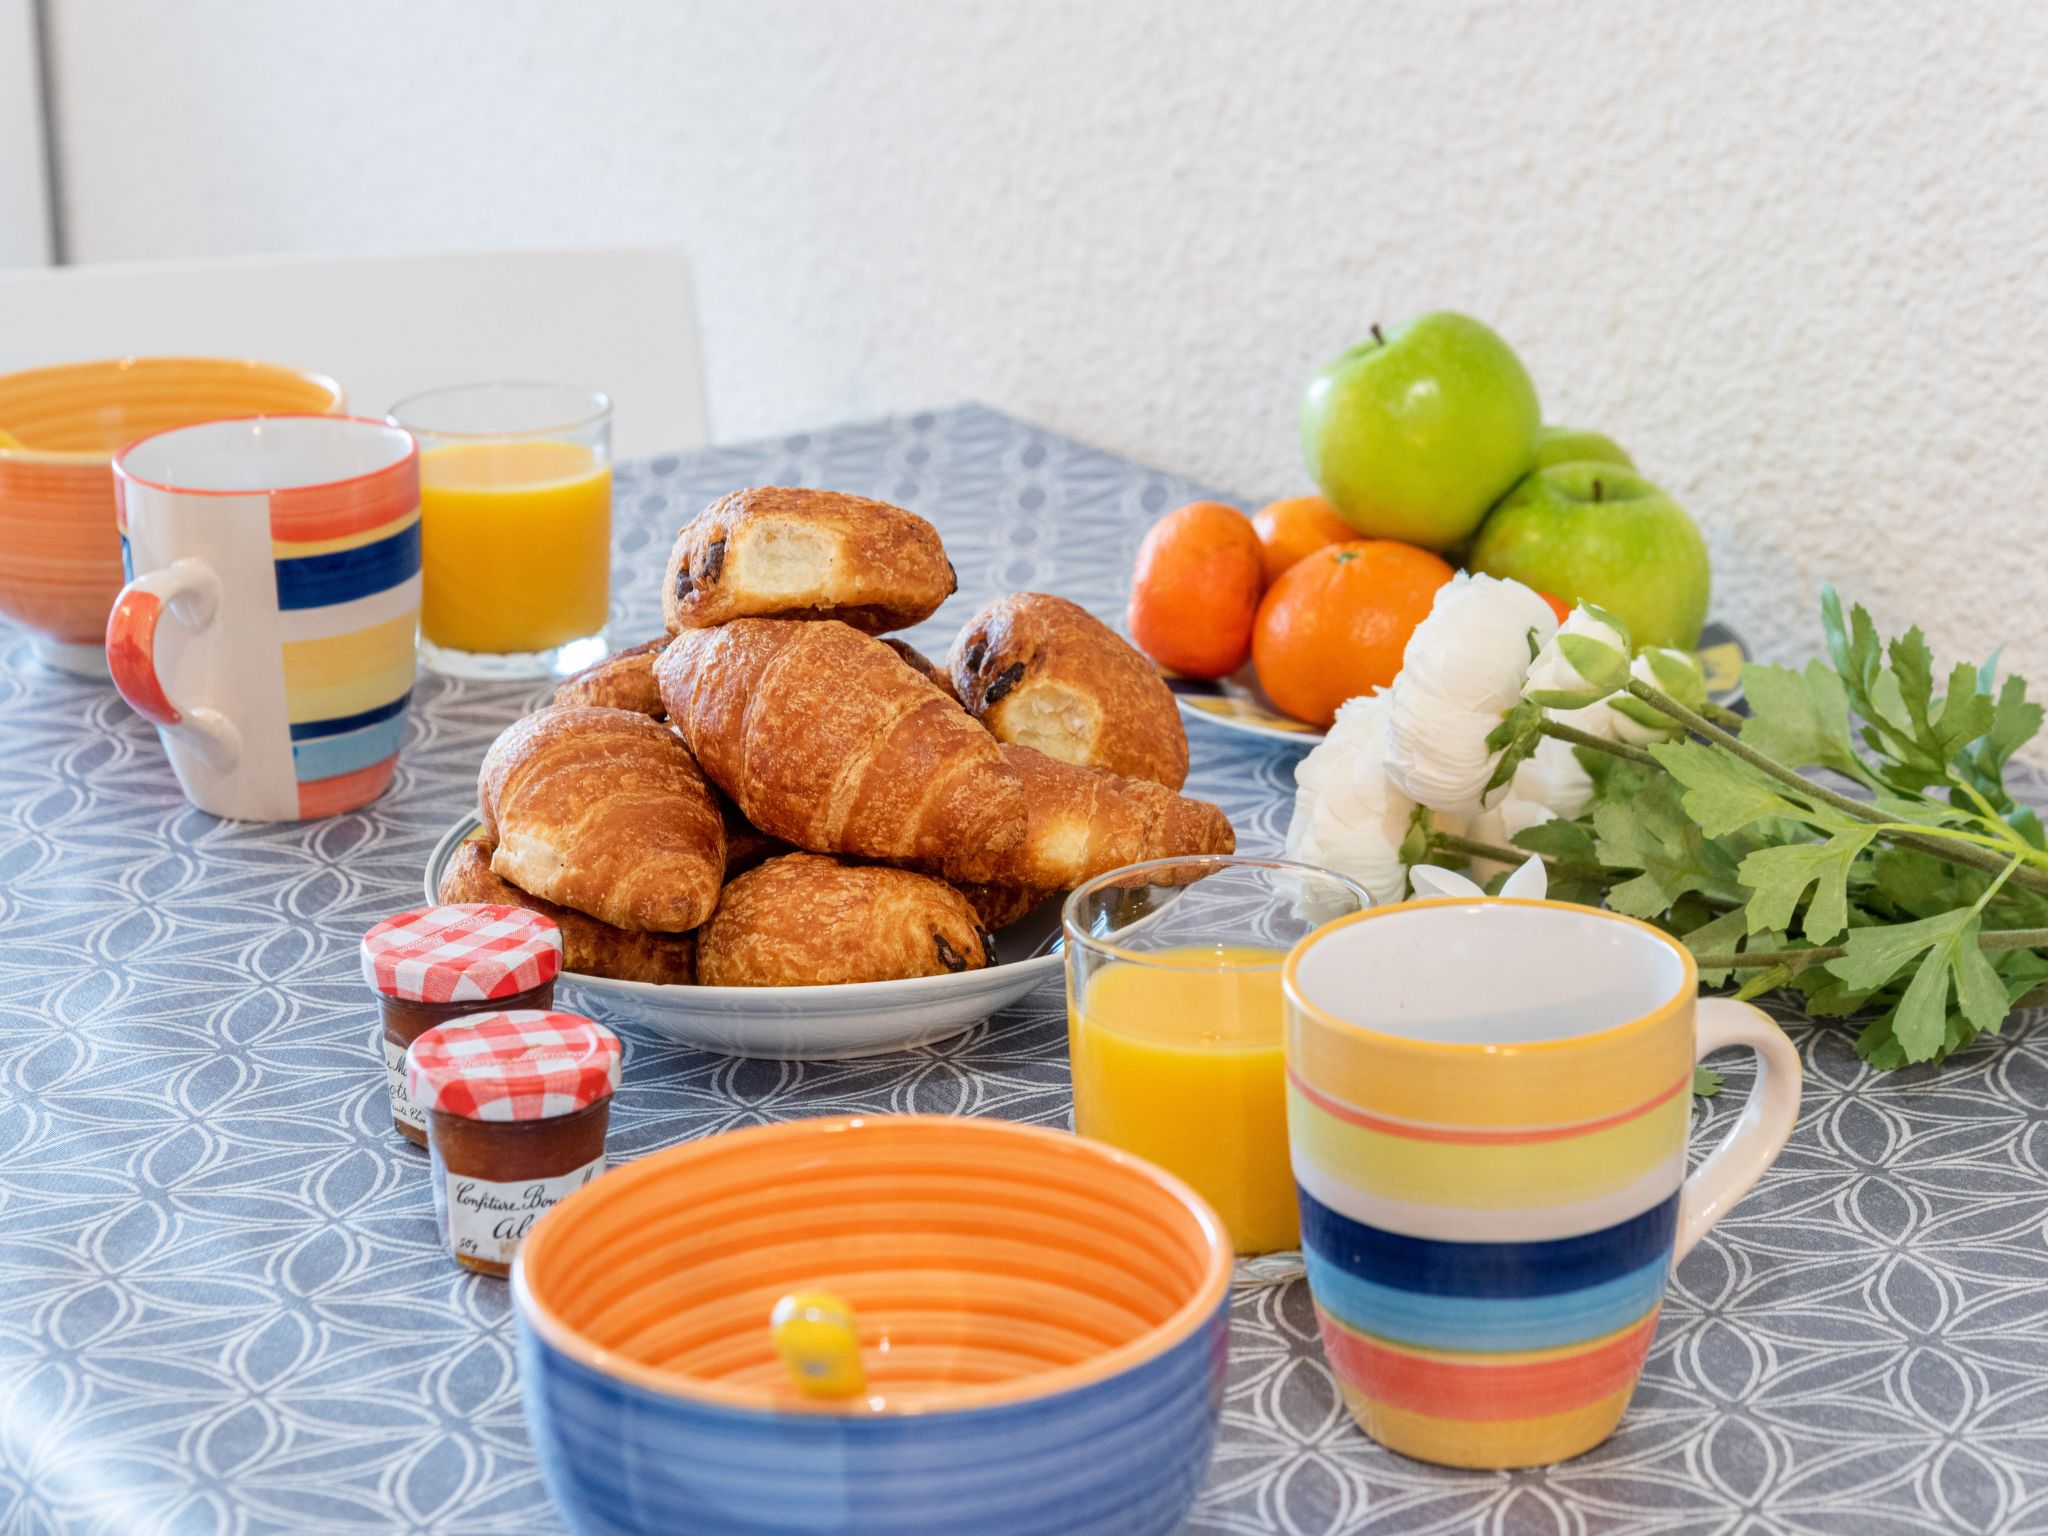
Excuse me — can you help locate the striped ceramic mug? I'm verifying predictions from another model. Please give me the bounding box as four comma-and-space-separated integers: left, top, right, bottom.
1283, 896, 1802, 1469
109, 416, 420, 821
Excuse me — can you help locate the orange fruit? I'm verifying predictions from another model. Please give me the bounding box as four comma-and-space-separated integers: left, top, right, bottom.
1537, 590, 1572, 624
1252, 540, 1456, 726
1251, 494, 1356, 586
1127, 501, 1265, 678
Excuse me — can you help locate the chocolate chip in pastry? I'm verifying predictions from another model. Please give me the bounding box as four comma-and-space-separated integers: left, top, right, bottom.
662, 486, 956, 635
698, 852, 991, 987
949, 592, 1188, 790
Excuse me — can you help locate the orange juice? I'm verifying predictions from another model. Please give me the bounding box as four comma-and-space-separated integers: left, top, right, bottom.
1068, 944, 1296, 1254
418, 439, 611, 654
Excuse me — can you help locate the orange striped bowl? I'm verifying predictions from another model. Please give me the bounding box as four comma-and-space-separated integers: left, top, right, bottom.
514, 1114, 1233, 1535
0, 358, 343, 673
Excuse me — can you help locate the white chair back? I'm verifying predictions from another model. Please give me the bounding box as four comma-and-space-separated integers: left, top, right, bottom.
0, 247, 707, 458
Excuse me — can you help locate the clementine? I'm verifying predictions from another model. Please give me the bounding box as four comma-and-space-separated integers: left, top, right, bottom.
1251, 495, 1355, 586
1127, 501, 1264, 678
1251, 539, 1456, 726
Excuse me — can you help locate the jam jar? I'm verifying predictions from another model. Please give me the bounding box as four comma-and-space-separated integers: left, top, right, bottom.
404, 1010, 621, 1276
361, 903, 564, 1145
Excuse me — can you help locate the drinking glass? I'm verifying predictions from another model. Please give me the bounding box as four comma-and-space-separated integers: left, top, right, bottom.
389, 382, 613, 679
1063, 856, 1372, 1270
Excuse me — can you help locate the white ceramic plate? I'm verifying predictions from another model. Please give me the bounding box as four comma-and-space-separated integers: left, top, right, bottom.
422, 818, 1065, 1061
1165, 619, 1751, 748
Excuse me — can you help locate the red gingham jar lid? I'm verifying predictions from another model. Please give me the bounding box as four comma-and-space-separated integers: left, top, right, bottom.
360, 904, 562, 1003
405, 1011, 621, 1122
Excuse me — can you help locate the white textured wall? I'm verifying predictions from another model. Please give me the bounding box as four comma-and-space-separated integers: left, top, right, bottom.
41, 0, 2048, 721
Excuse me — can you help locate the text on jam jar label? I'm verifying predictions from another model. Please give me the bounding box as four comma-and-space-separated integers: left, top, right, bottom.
445, 1157, 606, 1267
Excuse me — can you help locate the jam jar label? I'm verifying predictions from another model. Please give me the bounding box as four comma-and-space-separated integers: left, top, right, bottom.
445, 1157, 606, 1268
382, 1033, 426, 1137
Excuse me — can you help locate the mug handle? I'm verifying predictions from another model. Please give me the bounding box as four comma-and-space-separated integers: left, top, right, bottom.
1674, 997, 1803, 1263
106, 559, 242, 771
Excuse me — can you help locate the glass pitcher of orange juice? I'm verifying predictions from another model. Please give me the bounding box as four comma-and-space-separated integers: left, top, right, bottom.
389, 382, 612, 679
1064, 857, 1371, 1267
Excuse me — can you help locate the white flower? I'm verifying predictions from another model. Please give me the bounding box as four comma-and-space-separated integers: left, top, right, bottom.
1550, 647, 1703, 746
1411, 856, 1548, 901
1523, 606, 1631, 708
1384, 572, 1559, 814
1282, 691, 1413, 906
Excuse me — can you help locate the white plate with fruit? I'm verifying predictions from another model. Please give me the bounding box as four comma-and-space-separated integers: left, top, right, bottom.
1127, 312, 1735, 746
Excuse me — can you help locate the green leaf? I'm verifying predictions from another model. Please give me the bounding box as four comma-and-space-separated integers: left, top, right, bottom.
1889, 627, 1937, 735
1682, 905, 1753, 985
1512, 818, 1598, 865
1952, 927, 2010, 1035
1398, 807, 1433, 866
1482, 701, 1546, 798
1737, 827, 1877, 942
1974, 673, 2043, 781
1641, 647, 1708, 710
1891, 946, 1953, 1060
1558, 632, 1631, 690
1738, 660, 1862, 776
1931, 660, 1996, 756
1867, 845, 1958, 917
1650, 741, 1804, 837
1591, 774, 1740, 918
1692, 1066, 1723, 1099
1826, 908, 1972, 991
1732, 964, 1795, 1002
1821, 585, 1883, 717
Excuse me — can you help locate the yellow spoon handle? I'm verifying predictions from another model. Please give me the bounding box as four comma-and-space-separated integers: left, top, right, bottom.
771, 1290, 866, 1402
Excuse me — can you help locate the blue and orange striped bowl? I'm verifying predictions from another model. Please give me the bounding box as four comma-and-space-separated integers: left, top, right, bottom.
1284, 897, 1702, 1469
513, 1114, 1233, 1536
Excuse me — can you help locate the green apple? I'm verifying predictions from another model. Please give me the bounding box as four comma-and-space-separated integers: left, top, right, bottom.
1300, 312, 1541, 552
1468, 462, 1710, 649
1534, 424, 1633, 470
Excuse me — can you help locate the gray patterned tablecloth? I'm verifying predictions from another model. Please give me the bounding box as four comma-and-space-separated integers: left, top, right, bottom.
4, 403, 2046, 1536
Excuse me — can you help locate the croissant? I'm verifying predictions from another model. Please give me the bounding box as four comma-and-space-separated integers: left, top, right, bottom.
942, 744, 1233, 888
656, 618, 1026, 865
949, 593, 1188, 789
478, 705, 725, 932
883, 638, 959, 703
663, 487, 955, 634
698, 852, 990, 987
439, 832, 697, 985
553, 637, 668, 716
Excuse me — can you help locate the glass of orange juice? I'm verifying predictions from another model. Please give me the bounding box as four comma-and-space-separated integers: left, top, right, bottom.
1064, 856, 1371, 1270
389, 382, 613, 679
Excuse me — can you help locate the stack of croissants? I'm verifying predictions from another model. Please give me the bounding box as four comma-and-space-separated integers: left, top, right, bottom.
440, 486, 1235, 988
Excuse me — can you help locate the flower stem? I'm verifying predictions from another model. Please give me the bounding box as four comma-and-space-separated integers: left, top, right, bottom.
1622, 676, 2048, 894
1537, 718, 1662, 767
1694, 925, 2048, 972
1702, 700, 1747, 731
1428, 830, 1607, 880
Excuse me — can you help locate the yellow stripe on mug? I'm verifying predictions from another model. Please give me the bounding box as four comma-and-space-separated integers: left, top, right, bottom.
1285, 1074, 1691, 1211
282, 610, 417, 725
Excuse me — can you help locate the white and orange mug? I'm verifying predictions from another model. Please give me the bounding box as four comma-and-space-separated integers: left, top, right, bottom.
108, 415, 421, 821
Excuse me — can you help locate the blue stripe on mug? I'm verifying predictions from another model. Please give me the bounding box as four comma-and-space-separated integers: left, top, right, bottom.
1301, 1242, 1670, 1353
290, 712, 408, 783
288, 690, 413, 742
1297, 1187, 1680, 1300
273, 520, 422, 612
